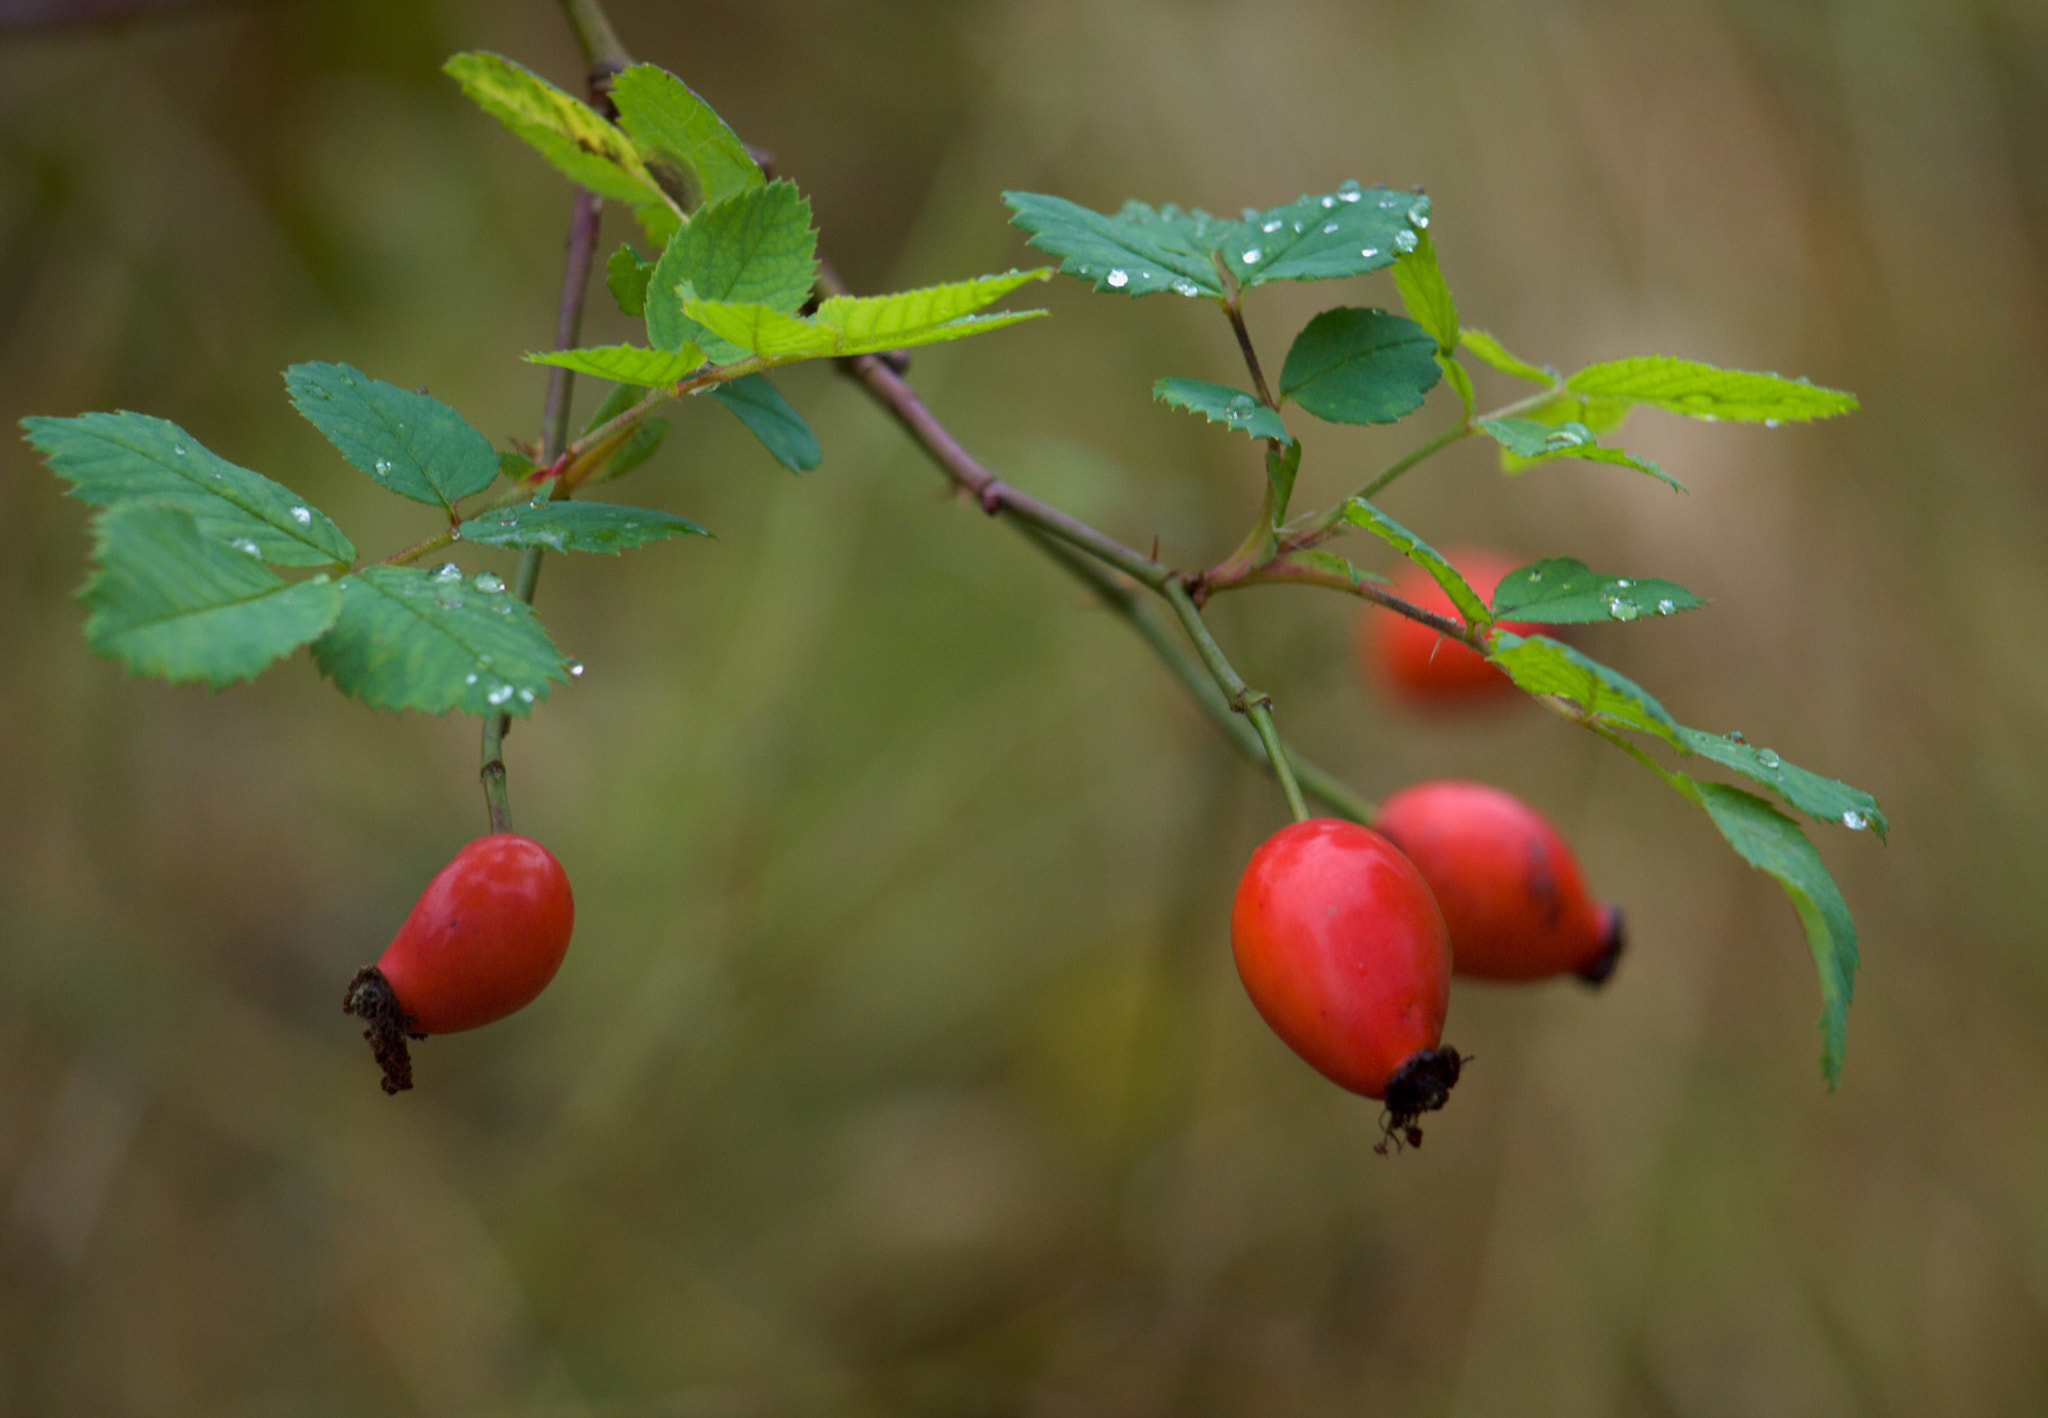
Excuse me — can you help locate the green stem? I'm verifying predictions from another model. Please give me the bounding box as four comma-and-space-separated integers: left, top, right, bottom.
1161, 580, 1310, 822
1020, 527, 1374, 822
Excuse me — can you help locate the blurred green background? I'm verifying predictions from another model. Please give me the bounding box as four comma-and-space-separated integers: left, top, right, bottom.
3, 0, 2044, 1413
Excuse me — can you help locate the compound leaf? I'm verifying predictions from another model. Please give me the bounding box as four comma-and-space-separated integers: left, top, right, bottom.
286, 362, 499, 509
1005, 192, 1228, 297
24, 411, 354, 567
81, 501, 341, 688
444, 52, 673, 240
1491, 557, 1705, 624
1478, 415, 1683, 490
1566, 356, 1857, 424
1487, 632, 1683, 748
1153, 377, 1291, 443
1679, 728, 1889, 842
709, 374, 820, 472
457, 502, 709, 554
1390, 224, 1457, 352
1341, 499, 1490, 623
526, 344, 704, 386
1460, 328, 1554, 385
687, 268, 1050, 361
1689, 781, 1858, 1086
1230, 184, 1429, 288
609, 62, 762, 212
1279, 307, 1441, 425
312, 564, 568, 717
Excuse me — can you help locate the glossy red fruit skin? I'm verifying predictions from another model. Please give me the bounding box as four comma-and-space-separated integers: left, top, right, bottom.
1230, 818, 1453, 1100
374, 834, 575, 1034
1373, 780, 1622, 984
1365, 548, 1533, 706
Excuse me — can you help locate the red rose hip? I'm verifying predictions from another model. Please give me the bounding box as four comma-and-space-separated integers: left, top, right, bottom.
1373, 780, 1622, 984
343, 833, 574, 1094
1231, 818, 1463, 1150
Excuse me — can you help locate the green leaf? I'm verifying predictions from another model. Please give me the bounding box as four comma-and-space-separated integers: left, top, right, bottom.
24, 411, 355, 568
1566, 356, 1858, 424
1478, 415, 1684, 490
685, 268, 1051, 361
1004, 191, 1229, 297
709, 374, 820, 472
1460, 328, 1554, 384
607, 244, 654, 318
80, 502, 342, 688
609, 63, 762, 212
1487, 632, 1683, 748
1005, 184, 1430, 296
1285, 548, 1385, 587
311, 564, 569, 717
457, 501, 709, 553
1264, 439, 1302, 521
594, 418, 669, 482
1152, 377, 1291, 443
286, 362, 499, 508
1279, 308, 1441, 425
443, 53, 672, 238
1341, 499, 1490, 623
1490, 557, 1705, 624
1678, 728, 1889, 842
646, 181, 817, 361
1229, 183, 1430, 288
525, 343, 704, 386
1438, 351, 1475, 418
1689, 781, 1857, 1086
1390, 225, 1457, 352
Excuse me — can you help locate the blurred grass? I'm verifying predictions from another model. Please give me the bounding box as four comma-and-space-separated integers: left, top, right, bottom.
2, 0, 2046, 1413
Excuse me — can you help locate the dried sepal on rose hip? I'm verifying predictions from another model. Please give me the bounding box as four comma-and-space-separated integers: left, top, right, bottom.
1373, 780, 1623, 985
343, 833, 574, 1094
1230, 817, 1466, 1153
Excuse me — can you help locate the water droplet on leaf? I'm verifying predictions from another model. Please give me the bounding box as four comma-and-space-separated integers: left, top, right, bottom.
1841, 809, 1869, 831
1241, 248, 1262, 263
290, 506, 312, 525
1756, 749, 1781, 768
1105, 268, 1129, 288
431, 563, 461, 582
1392, 230, 1418, 253
473, 571, 505, 593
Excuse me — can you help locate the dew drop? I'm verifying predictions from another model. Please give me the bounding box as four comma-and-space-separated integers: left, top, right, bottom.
1527, 570, 1543, 582
1408, 203, 1430, 228
518, 688, 536, 704
1262, 218, 1283, 233
1336, 180, 1363, 203
473, 571, 505, 593
230, 536, 262, 556
1607, 598, 1640, 622
1241, 248, 1262, 263
1105, 268, 1130, 288
465, 673, 479, 685
1615, 578, 1633, 588
1756, 749, 1782, 769
1657, 598, 1676, 615
1726, 730, 1746, 745
172, 444, 187, 456
568, 661, 586, 678
1170, 278, 1200, 297
1322, 222, 1340, 234
487, 684, 515, 706
374, 458, 393, 475
1360, 247, 1379, 259
1841, 809, 1869, 831
1764, 418, 1782, 429
1320, 196, 1336, 209
1392, 230, 1418, 253
290, 505, 312, 525
431, 562, 462, 582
